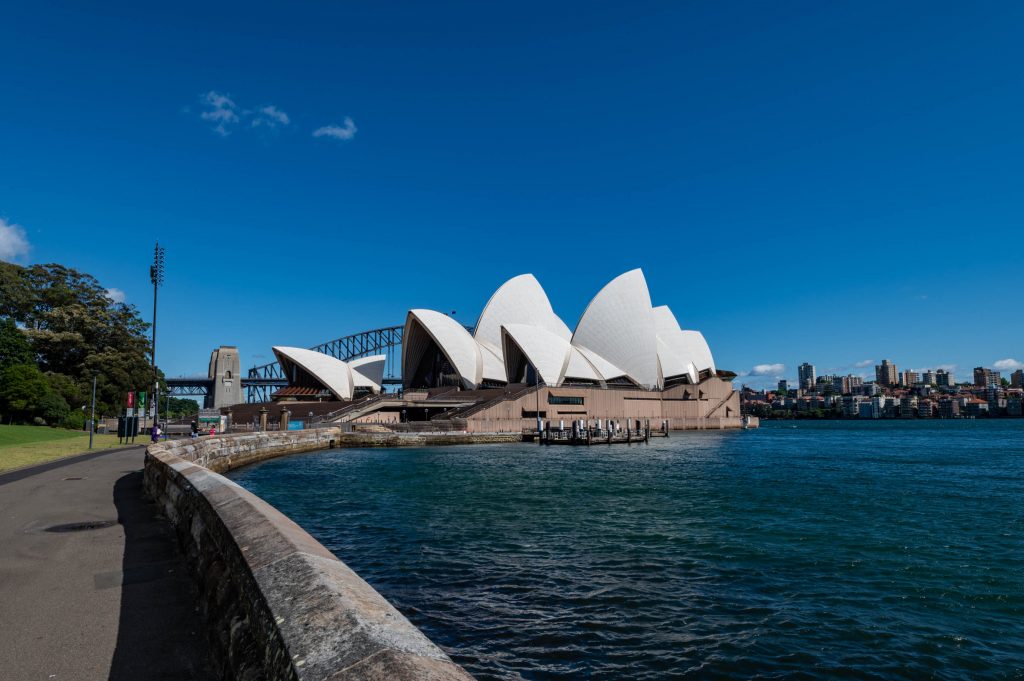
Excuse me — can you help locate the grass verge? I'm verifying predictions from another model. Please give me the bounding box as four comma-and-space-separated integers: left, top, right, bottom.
0, 425, 130, 472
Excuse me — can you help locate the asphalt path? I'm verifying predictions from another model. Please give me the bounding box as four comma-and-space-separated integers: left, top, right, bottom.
0, 446, 212, 680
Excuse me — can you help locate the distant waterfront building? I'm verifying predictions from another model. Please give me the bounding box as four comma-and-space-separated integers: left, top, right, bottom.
922, 370, 937, 386
935, 369, 954, 387
777, 379, 789, 394
798, 363, 816, 391
875, 360, 898, 387
973, 367, 1001, 388
938, 398, 960, 418
858, 397, 884, 419
832, 374, 864, 394
899, 396, 918, 418
918, 400, 934, 418
1008, 397, 1023, 417
901, 370, 920, 387
1012, 369, 1024, 389
963, 398, 990, 417
840, 395, 863, 417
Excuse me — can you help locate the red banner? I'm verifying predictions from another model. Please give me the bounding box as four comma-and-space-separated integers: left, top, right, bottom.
127, 391, 135, 408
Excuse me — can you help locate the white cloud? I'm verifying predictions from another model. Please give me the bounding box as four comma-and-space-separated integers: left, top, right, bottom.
198, 92, 293, 135
994, 358, 1024, 371
0, 217, 30, 262
105, 288, 126, 304
854, 359, 874, 368
313, 117, 357, 141
751, 363, 785, 376
250, 104, 290, 128
199, 90, 240, 135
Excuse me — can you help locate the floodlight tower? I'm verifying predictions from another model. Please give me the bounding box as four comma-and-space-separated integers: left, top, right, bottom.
150, 242, 165, 430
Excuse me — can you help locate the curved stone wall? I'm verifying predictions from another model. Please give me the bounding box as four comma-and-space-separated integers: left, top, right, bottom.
144, 430, 473, 681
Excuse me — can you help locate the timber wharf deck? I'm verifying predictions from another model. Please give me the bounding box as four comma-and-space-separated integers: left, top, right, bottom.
526, 425, 670, 446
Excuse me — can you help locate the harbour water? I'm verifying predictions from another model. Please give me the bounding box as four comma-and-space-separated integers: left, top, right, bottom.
227, 421, 1024, 679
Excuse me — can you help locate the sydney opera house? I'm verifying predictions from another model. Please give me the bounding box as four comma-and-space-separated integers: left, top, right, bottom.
237, 269, 742, 431
404, 269, 717, 392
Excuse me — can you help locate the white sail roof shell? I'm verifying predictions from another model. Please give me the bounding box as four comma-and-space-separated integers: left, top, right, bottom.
479, 344, 506, 383
657, 337, 698, 384
563, 347, 604, 382
349, 355, 386, 392
678, 330, 716, 374
501, 324, 571, 385
571, 269, 660, 389
653, 305, 683, 339
474, 274, 571, 359
571, 346, 626, 382
404, 309, 483, 389
272, 346, 354, 400
652, 306, 698, 382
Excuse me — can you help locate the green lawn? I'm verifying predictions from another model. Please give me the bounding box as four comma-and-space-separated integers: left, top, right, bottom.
0, 425, 127, 472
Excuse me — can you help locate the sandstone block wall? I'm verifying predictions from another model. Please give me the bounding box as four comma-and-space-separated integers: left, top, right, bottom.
145, 431, 474, 681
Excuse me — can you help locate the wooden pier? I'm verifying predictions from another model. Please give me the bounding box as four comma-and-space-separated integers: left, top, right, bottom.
526, 421, 670, 446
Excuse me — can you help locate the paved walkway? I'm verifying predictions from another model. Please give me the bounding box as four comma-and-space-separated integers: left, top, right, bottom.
0, 447, 212, 680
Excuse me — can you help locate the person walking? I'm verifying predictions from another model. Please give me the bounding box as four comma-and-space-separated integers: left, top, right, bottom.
150, 423, 159, 443
190, 420, 198, 439
209, 425, 216, 437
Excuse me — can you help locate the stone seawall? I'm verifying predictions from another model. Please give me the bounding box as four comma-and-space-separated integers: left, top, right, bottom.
145, 430, 476, 681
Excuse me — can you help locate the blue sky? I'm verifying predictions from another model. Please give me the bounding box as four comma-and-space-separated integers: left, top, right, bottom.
2, 1, 1022, 388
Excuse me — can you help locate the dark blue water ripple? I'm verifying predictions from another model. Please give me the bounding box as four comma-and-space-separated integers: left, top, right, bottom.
227, 420, 1024, 680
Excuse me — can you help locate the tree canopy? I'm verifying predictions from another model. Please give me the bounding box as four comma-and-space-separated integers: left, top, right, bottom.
0, 261, 158, 424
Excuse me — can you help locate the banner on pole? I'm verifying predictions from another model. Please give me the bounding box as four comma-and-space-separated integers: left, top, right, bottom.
127, 391, 135, 408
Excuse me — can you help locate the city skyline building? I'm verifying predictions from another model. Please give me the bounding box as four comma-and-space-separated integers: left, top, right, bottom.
798, 363, 816, 391
876, 359, 898, 387
973, 367, 1002, 388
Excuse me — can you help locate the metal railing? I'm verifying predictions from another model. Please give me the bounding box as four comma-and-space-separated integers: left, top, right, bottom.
308, 393, 388, 424
705, 390, 736, 418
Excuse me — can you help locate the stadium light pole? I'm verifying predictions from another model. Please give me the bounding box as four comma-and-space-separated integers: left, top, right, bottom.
150, 242, 165, 434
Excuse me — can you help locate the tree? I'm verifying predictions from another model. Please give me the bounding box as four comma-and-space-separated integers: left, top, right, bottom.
0, 262, 157, 420
0, 318, 33, 370
166, 397, 200, 419
46, 372, 86, 410
38, 392, 70, 425
0, 262, 34, 320
0, 364, 53, 424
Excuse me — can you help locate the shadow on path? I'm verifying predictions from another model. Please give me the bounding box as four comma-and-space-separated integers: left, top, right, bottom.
108, 471, 213, 680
